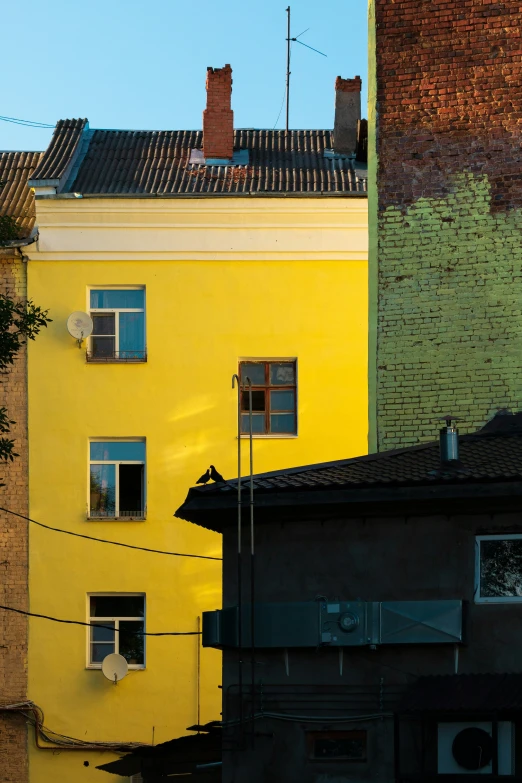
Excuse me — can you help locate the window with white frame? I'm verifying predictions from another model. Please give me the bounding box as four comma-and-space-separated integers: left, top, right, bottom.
88, 594, 145, 667
476, 535, 522, 602
88, 288, 145, 361
89, 440, 145, 519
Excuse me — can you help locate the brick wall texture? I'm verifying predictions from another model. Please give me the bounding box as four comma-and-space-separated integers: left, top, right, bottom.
0, 251, 28, 782
375, 0, 522, 449
203, 64, 234, 160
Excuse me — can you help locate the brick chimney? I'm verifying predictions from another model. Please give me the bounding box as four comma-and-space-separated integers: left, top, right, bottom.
203, 64, 234, 162
333, 75, 362, 155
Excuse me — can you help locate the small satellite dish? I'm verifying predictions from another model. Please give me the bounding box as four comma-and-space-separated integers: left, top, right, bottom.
101, 653, 128, 684
67, 311, 93, 347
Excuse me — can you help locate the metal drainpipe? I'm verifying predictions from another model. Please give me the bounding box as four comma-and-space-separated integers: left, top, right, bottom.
246, 377, 255, 748
231, 375, 244, 745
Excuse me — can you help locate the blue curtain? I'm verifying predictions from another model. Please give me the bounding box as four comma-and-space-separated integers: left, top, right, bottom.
119, 312, 145, 358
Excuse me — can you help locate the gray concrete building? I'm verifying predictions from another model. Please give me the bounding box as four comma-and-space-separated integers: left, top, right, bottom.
177, 410, 522, 783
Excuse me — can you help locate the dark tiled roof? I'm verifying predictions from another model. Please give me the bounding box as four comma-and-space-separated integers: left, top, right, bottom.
31, 122, 366, 195
30, 118, 87, 182
399, 673, 522, 713
0, 151, 43, 241
96, 724, 220, 776
189, 412, 522, 497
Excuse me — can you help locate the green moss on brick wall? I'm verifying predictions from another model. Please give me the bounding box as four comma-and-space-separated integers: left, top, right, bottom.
377, 172, 522, 449
373, 0, 522, 449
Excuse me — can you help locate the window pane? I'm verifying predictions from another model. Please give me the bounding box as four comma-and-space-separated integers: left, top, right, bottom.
480, 539, 522, 598
90, 464, 116, 517
91, 642, 115, 663
240, 363, 266, 385
91, 622, 115, 642
90, 442, 145, 462
270, 390, 295, 411
92, 313, 115, 336
119, 621, 144, 665
241, 413, 265, 434
270, 413, 296, 434
91, 336, 115, 359
313, 734, 366, 760
119, 312, 145, 358
90, 289, 145, 309
119, 464, 144, 517
241, 390, 265, 412
270, 362, 295, 385
90, 596, 144, 618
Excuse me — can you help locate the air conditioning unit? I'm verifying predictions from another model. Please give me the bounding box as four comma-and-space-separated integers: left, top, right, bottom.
438, 722, 514, 775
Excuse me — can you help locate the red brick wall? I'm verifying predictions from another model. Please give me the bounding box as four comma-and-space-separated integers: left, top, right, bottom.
0, 250, 28, 782
376, 0, 522, 212
374, 0, 522, 450
335, 75, 362, 93
203, 64, 234, 160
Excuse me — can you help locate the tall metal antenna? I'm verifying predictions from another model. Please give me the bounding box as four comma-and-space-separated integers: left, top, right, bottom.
285, 5, 327, 131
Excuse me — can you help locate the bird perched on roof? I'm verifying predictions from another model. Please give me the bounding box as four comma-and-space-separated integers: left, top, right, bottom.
196, 468, 211, 485
209, 465, 226, 483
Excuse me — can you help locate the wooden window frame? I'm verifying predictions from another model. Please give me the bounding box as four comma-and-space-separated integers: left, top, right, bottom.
239, 359, 297, 437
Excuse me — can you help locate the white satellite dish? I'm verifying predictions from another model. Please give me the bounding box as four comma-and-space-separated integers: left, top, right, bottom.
101, 653, 128, 684
66, 311, 93, 347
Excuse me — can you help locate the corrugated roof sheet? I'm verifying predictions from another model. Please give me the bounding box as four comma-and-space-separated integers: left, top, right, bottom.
30, 118, 87, 182
399, 673, 522, 713
0, 151, 43, 241
31, 122, 366, 195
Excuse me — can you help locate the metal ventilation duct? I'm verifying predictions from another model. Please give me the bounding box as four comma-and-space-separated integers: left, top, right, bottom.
203, 599, 463, 649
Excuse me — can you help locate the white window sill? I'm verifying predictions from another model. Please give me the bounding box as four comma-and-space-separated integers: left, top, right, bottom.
86, 664, 145, 671
87, 516, 146, 522
475, 596, 522, 604
238, 434, 298, 439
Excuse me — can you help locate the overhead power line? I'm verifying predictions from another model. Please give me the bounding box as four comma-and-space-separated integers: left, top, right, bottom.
0, 604, 200, 636
0, 115, 54, 129
0, 507, 222, 561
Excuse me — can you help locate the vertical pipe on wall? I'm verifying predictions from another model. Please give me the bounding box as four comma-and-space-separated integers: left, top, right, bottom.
231, 375, 243, 744
246, 377, 255, 748
197, 615, 201, 730
492, 714, 498, 776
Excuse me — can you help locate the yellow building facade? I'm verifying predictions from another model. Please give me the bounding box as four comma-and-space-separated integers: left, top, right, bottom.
25, 75, 368, 782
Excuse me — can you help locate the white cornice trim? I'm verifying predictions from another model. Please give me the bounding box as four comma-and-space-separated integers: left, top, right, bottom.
27, 251, 368, 262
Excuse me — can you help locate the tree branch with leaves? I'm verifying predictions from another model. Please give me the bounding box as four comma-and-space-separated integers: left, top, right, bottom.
0, 294, 51, 474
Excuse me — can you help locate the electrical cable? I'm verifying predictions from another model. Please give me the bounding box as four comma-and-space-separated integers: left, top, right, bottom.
272, 84, 288, 130
0, 506, 222, 561
0, 604, 200, 636
0, 701, 146, 751
221, 711, 393, 726
0, 115, 54, 128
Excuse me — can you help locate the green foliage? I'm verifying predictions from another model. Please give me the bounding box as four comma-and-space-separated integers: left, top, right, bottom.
0, 179, 21, 243
0, 295, 51, 481
481, 539, 522, 598
0, 214, 21, 243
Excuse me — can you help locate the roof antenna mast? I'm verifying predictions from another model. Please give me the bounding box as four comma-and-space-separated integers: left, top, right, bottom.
285, 6, 327, 132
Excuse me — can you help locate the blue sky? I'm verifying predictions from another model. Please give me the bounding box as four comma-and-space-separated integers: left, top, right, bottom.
1, 0, 367, 151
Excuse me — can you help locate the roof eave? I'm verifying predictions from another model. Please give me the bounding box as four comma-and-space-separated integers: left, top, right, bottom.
35, 190, 368, 200
175, 480, 522, 530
